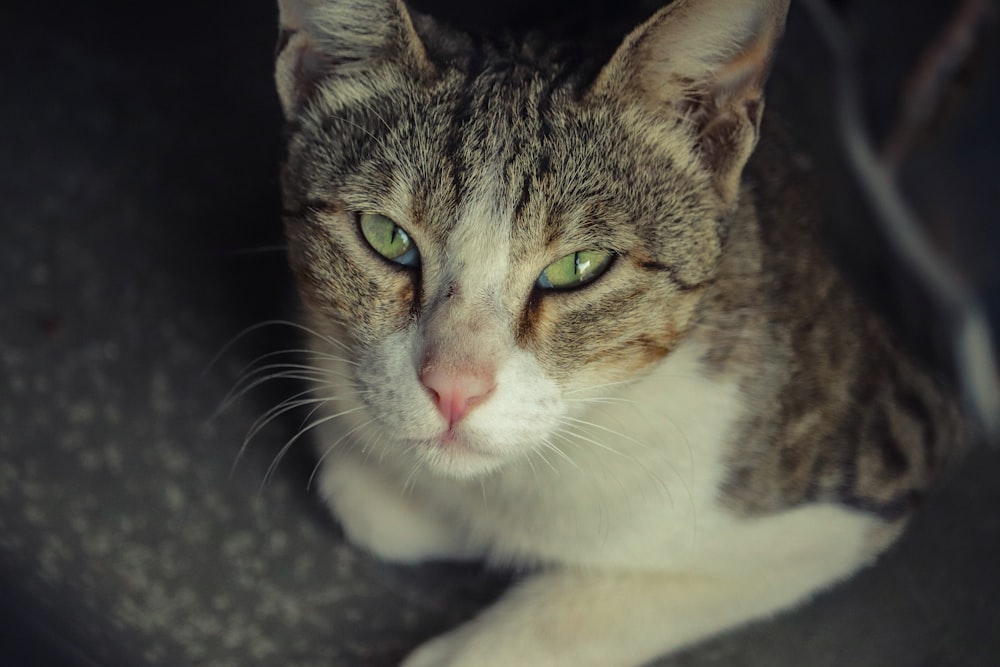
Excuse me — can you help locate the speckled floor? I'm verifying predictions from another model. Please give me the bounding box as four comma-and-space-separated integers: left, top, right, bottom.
2, 1, 998, 666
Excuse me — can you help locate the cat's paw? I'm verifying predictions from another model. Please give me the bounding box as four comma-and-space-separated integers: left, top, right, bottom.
399, 622, 564, 667
316, 456, 474, 563
400, 628, 506, 667
400, 632, 569, 667
399, 633, 461, 667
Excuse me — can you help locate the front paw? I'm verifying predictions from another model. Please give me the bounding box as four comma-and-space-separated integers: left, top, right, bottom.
316, 456, 474, 563
400, 624, 562, 667
400, 633, 461, 667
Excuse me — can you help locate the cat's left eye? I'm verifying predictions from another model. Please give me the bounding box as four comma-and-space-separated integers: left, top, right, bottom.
536, 250, 613, 290
359, 212, 420, 267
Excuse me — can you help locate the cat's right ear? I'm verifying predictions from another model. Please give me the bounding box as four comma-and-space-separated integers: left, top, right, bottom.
275, 0, 434, 120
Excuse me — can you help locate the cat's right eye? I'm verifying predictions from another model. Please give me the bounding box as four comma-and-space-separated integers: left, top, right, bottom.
359, 212, 420, 267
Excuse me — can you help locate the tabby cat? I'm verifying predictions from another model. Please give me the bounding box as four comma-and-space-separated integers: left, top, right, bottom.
273, 0, 963, 664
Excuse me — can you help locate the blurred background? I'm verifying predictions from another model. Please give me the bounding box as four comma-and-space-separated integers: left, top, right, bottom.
0, 1, 997, 665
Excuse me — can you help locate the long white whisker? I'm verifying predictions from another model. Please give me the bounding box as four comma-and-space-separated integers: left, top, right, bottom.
555, 423, 628, 458
219, 371, 351, 414
523, 449, 541, 484
555, 421, 678, 509
534, 440, 563, 473
234, 348, 358, 381
232, 395, 331, 476
362, 429, 386, 465
586, 402, 696, 513
297, 397, 337, 433
536, 437, 578, 470
234, 362, 345, 386
559, 415, 650, 449
401, 453, 426, 497
206, 319, 353, 375
247, 394, 340, 447
308, 417, 378, 489
260, 406, 367, 491
563, 379, 636, 397
563, 396, 636, 407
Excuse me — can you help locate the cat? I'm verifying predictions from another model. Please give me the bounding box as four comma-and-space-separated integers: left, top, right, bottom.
272, 0, 965, 664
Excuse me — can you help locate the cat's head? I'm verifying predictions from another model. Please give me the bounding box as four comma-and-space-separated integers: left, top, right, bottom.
275, 0, 789, 478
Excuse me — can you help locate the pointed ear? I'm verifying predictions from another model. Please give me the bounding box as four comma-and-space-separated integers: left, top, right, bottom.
275, 0, 433, 119
591, 0, 790, 206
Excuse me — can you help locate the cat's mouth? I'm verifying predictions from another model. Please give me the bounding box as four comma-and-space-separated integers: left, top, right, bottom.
410, 430, 507, 478
431, 429, 488, 455
437, 427, 464, 445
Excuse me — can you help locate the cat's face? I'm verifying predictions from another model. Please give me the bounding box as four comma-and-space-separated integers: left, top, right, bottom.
276, 0, 785, 478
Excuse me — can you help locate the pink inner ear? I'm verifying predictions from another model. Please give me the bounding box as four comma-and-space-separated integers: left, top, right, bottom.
419, 364, 496, 429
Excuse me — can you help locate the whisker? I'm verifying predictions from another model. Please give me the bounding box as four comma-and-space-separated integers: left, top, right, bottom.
534, 439, 564, 473
586, 402, 697, 512
376, 432, 393, 465
566, 429, 669, 513
222, 359, 355, 399
260, 406, 367, 492
235, 362, 349, 384
297, 396, 336, 432
307, 417, 378, 489
564, 372, 715, 403
362, 430, 386, 465
206, 318, 353, 375
555, 421, 678, 509
232, 393, 331, 477
235, 348, 359, 380
218, 348, 358, 413
247, 393, 339, 447
233, 363, 342, 389
523, 449, 541, 484
536, 437, 578, 470
218, 371, 348, 416
558, 415, 650, 449
563, 379, 636, 397
563, 396, 636, 407
232, 379, 366, 475
401, 453, 426, 497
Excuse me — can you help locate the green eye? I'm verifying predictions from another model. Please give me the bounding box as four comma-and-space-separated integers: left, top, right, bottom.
536, 250, 613, 290
359, 213, 420, 267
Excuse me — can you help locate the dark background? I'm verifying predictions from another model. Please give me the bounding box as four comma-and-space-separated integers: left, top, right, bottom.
1, 1, 998, 665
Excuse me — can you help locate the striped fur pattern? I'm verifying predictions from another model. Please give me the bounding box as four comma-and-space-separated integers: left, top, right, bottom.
273, 0, 964, 664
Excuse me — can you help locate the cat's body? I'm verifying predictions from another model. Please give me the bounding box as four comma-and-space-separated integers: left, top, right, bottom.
273, 0, 964, 664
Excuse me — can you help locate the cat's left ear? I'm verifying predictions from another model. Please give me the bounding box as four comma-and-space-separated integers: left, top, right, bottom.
591, 0, 790, 206
275, 0, 434, 119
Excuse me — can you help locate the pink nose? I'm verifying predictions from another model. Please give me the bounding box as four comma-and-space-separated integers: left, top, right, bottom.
419, 366, 495, 428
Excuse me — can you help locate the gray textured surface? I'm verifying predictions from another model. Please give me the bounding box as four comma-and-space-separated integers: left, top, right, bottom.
1, 1, 998, 666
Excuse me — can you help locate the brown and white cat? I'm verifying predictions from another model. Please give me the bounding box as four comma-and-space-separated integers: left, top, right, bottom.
273, 0, 964, 664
